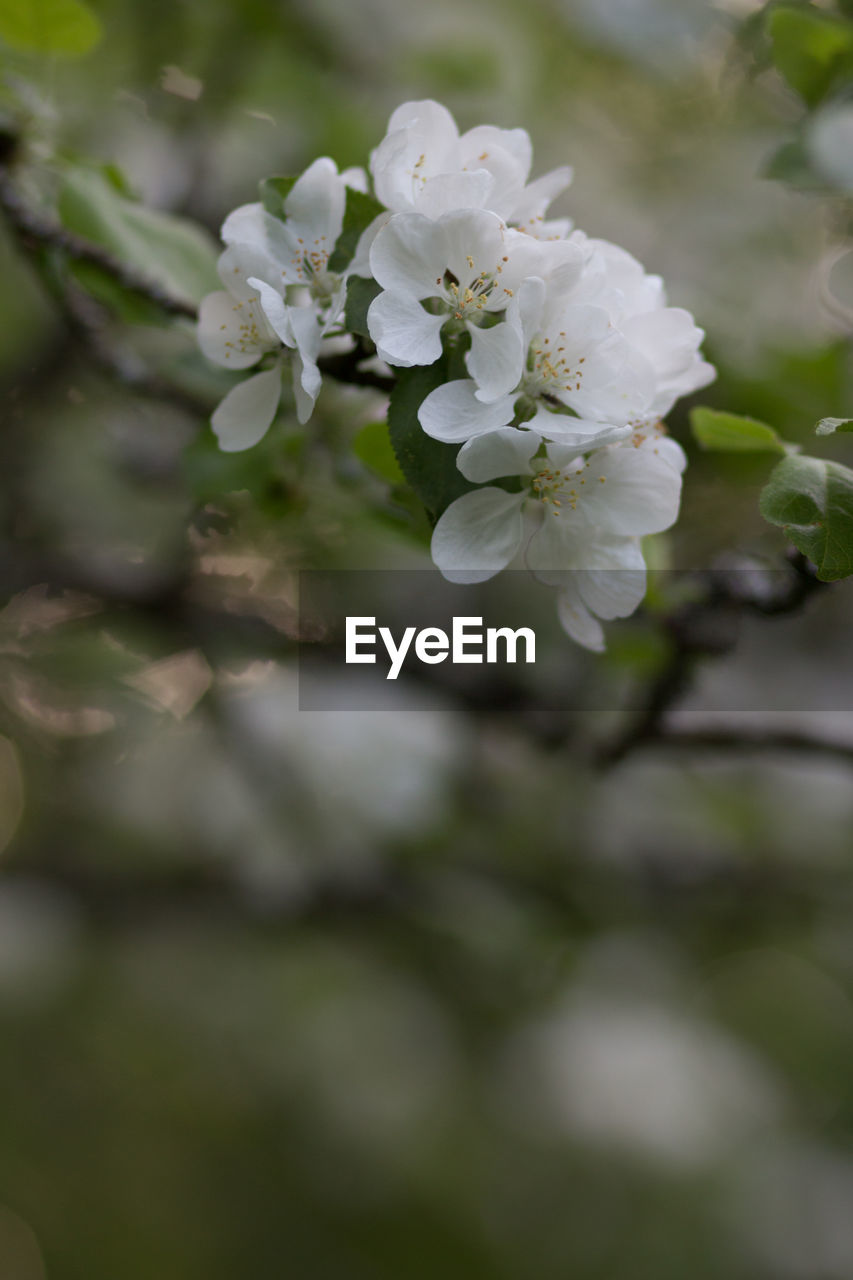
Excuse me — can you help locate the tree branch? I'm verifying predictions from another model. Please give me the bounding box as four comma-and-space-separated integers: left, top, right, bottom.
596, 552, 827, 767
642, 719, 853, 766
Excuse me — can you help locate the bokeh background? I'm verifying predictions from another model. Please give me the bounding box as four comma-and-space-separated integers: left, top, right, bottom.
2, 0, 853, 1276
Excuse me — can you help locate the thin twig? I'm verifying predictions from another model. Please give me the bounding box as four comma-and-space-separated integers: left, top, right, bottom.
597, 552, 827, 767
643, 722, 853, 766
316, 346, 394, 394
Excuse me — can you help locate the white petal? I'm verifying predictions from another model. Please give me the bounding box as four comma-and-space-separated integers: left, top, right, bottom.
367, 291, 445, 367
456, 140, 527, 218
535, 217, 574, 241
220, 203, 298, 282
456, 428, 540, 483
498, 232, 576, 294
687, 358, 717, 393
348, 212, 391, 278
511, 275, 546, 350
341, 166, 369, 193
526, 403, 632, 448
385, 99, 460, 143
369, 213, 449, 299
525, 505, 581, 576
651, 356, 717, 417
431, 488, 525, 584
198, 290, 270, 370
248, 277, 295, 347
466, 321, 524, 401
460, 125, 532, 179
509, 166, 573, 229
292, 350, 321, 424
542, 238, 588, 295
211, 364, 282, 452
217, 245, 279, 301
540, 441, 586, 472
371, 101, 461, 211
576, 539, 647, 619
415, 170, 494, 219
578, 238, 655, 319
556, 588, 606, 652
419, 380, 515, 444
288, 308, 324, 424
621, 307, 704, 383
436, 209, 506, 294
546, 301, 618, 363
577, 443, 684, 537
648, 434, 688, 474
284, 157, 346, 246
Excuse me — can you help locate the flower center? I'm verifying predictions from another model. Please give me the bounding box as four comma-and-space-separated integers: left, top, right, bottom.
530, 459, 600, 517
437, 262, 500, 321
287, 236, 339, 297
223, 299, 275, 357
527, 332, 587, 395
407, 151, 429, 197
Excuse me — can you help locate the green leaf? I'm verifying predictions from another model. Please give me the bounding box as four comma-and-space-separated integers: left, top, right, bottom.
759, 453, 853, 581
68, 260, 169, 325
328, 188, 384, 273
816, 416, 853, 436
0, 0, 102, 55
768, 6, 853, 106
352, 420, 405, 485
690, 407, 786, 453
763, 137, 829, 191
388, 362, 475, 520
183, 420, 290, 508
58, 167, 220, 307
344, 275, 381, 339
259, 176, 298, 218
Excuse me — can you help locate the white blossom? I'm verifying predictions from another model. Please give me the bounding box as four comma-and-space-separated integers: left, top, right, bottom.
431, 427, 686, 648
568, 232, 717, 420
196, 248, 283, 451
199, 157, 371, 441
419, 242, 714, 450
370, 99, 572, 226
366, 208, 579, 374
195, 98, 717, 655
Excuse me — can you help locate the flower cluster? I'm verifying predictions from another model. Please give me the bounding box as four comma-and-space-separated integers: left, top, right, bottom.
198, 99, 715, 650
